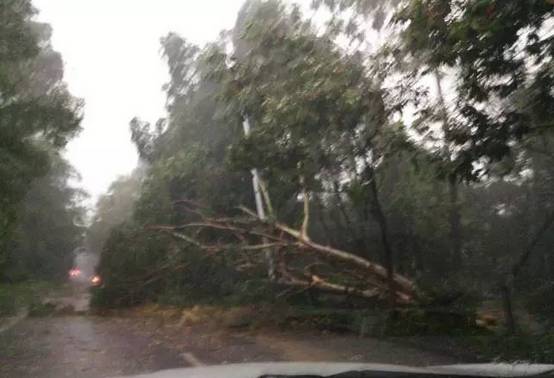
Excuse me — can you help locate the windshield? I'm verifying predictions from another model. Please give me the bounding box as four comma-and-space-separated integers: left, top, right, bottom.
1, 1, 553, 377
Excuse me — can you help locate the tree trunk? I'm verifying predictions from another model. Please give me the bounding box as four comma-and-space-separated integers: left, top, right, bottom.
501, 211, 554, 334
242, 117, 276, 281
448, 174, 462, 270
314, 194, 335, 246
434, 71, 463, 272
511, 211, 554, 279
367, 167, 396, 308
501, 283, 516, 334
332, 181, 370, 258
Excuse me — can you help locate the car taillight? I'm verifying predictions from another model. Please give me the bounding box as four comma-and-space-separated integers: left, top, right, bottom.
69, 268, 81, 277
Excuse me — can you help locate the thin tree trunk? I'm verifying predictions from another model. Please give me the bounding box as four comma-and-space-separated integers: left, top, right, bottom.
434, 70, 463, 271
314, 194, 335, 246
412, 237, 424, 279
367, 167, 396, 308
501, 211, 554, 334
511, 211, 554, 279
332, 181, 369, 257
242, 117, 276, 280
501, 283, 516, 334
448, 174, 462, 269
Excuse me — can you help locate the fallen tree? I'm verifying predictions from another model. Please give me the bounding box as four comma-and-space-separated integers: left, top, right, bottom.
148, 195, 419, 306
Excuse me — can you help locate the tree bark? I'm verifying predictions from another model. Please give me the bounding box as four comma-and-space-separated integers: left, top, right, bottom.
242, 117, 276, 281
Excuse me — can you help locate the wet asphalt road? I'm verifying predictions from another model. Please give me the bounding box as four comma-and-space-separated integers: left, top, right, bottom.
0, 286, 461, 378
0, 316, 186, 378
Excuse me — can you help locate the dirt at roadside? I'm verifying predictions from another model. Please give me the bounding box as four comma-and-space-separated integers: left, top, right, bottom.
105, 304, 466, 367
253, 330, 461, 366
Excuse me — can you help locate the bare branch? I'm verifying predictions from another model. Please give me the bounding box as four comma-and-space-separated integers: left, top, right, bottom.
241, 242, 288, 251
300, 176, 310, 240
166, 230, 211, 250
148, 199, 418, 305
278, 270, 384, 302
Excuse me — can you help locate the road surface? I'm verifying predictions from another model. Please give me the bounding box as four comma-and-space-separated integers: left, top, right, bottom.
0, 287, 463, 378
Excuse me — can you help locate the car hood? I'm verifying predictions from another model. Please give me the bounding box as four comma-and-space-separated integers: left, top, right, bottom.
115, 362, 554, 378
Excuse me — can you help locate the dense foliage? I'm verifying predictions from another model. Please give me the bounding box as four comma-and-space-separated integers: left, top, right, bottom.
91, 0, 553, 341
0, 0, 83, 280
90, 33, 255, 307
4, 156, 86, 281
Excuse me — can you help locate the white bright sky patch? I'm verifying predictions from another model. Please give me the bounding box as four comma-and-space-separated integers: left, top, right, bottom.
32, 0, 250, 205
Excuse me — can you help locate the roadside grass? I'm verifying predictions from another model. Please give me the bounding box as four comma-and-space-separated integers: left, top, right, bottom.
272, 306, 554, 363
0, 281, 61, 316
455, 332, 554, 363
456, 298, 554, 363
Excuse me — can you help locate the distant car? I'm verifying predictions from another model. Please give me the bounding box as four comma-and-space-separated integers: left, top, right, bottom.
68, 268, 81, 278
90, 275, 101, 286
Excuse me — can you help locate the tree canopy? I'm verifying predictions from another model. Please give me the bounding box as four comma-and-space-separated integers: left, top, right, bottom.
0, 0, 83, 279
91, 0, 554, 338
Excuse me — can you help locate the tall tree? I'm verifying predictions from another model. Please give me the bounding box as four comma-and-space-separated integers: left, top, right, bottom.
393, 0, 553, 178
0, 0, 82, 272
203, 0, 420, 305
5, 155, 86, 281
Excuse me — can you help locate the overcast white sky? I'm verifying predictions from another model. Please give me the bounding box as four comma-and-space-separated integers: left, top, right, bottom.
32, 0, 253, 205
